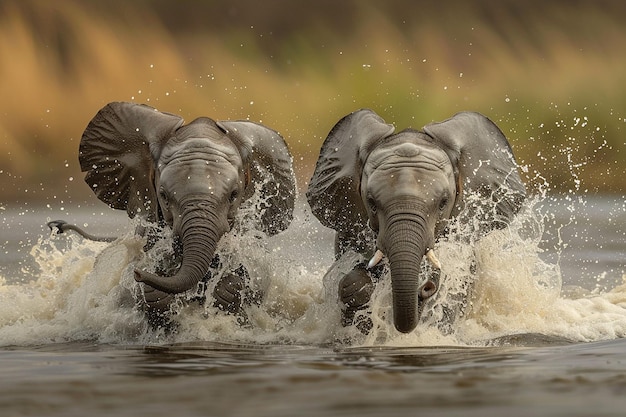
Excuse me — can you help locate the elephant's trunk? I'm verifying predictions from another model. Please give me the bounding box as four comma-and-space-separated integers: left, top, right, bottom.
134, 199, 227, 294
385, 202, 432, 333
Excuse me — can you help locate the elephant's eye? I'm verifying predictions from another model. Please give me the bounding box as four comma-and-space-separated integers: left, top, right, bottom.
159, 188, 169, 207
229, 190, 239, 203
367, 197, 377, 214
439, 196, 449, 211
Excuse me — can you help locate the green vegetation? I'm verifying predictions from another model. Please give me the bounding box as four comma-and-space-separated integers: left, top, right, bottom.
1, 0, 625, 206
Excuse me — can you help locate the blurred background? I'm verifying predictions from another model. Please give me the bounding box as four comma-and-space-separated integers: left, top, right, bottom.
1, 0, 625, 210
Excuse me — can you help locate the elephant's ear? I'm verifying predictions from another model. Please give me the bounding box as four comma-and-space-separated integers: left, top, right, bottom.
306, 109, 395, 233
216, 120, 297, 236
79, 102, 184, 220
423, 111, 526, 224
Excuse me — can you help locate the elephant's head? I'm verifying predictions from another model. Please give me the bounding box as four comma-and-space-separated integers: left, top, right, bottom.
307, 109, 526, 333
79, 102, 296, 297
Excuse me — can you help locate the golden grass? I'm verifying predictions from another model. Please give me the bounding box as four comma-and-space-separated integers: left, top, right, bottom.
1, 1, 625, 204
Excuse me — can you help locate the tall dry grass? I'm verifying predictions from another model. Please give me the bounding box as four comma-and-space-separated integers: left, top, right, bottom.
1, 0, 625, 205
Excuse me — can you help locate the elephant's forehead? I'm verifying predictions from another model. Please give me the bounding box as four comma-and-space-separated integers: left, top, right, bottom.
160, 138, 242, 166
367, 141, 450, 171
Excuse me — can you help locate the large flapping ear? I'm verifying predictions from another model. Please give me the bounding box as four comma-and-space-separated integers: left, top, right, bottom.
79, 102, 184, 221
423, 111, 526, 225
216, 120, 297, 236
306, 109, 395, 234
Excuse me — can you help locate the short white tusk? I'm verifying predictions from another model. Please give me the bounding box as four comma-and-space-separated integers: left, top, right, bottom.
426, 249, 442, 270
367, 249, 385, 269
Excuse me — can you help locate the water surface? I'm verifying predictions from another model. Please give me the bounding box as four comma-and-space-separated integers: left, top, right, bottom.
1, 195, 625, 416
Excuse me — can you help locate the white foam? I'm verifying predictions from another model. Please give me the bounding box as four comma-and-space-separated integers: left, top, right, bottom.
1, 199, 626, 347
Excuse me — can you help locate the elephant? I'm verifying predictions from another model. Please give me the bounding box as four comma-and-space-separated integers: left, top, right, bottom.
50, 101, 296, 320
306, 109, 526, 333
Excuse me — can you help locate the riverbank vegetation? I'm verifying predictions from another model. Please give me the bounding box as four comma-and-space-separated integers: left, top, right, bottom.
1, 0, 625, 206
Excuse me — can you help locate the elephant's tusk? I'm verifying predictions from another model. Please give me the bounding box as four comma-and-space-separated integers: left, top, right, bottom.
367, 249, 385, 269
426, 249, 442, 270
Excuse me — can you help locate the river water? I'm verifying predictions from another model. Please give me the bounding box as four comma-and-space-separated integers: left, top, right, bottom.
1, 195, 626, 416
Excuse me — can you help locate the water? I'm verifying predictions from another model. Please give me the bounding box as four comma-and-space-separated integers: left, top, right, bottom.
1, 195, 626, 416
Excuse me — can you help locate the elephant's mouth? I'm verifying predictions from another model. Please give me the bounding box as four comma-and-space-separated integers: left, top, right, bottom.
418, 267, 440, 301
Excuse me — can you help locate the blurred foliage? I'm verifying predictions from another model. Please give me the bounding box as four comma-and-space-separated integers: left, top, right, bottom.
0, 0, 625, 208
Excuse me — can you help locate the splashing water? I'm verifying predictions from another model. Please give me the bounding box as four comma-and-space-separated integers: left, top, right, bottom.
1, 194, 626, 348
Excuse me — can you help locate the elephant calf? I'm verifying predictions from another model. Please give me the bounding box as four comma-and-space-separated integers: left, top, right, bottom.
307, 109, 526, 333
49, 102, 297, 323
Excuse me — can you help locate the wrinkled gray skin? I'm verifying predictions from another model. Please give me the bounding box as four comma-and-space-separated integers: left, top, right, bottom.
72, 102, 296, 312
307, 110, 526, 333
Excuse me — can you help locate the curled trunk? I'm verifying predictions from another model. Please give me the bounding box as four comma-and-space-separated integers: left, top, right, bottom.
135, 202, 226, 294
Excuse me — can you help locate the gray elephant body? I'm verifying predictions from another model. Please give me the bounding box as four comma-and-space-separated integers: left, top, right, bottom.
79, 102, 296, 313
307, 109, 526, 333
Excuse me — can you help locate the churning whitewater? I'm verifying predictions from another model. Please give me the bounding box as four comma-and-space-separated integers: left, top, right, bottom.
1, 195, 626, 348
